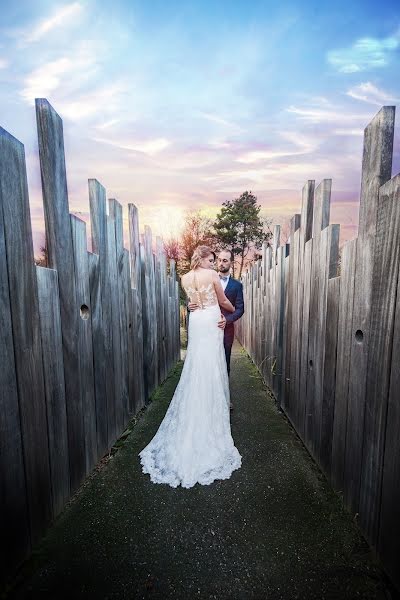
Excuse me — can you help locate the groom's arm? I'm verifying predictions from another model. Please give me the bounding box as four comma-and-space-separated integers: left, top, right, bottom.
225, 283, 244, 324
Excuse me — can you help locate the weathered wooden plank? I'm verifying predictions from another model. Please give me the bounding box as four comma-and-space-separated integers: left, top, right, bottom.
314, 224, 340, 462
379, 229, 400, 588
280, 254, 290, 405
288, 226, 301, 426
109, 199, 129, 427
88, 179, 114, 451
0, 176, 30, 577
320, 275, 340, 476
143, 226, 158, 395
0, 126, 52, 542
35, 98, 84, 492
282, 214, 300, 409
343, 234, 376, 513
154, 240, 163, 382
128, 204, 145, 411
359, 174, 400, 546
122, 248, 135, 415
344, 107, 395, 516
175, 278, 180, 361
70, 215, 97, 476
358, 106, 395, 240
36, 266, 70, 516
272, 224, 280, 266
304, 179, 331, 456
330, 238, 357, 491
273, 245, 285, 398
107, 209, 123, 439
156, 237, 168, 381
294, 181, 314, 436
298, 238, 313, 441
88, 251, 107, 456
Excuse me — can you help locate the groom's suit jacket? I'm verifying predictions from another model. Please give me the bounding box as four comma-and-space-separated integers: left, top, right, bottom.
221, 277, 244, 345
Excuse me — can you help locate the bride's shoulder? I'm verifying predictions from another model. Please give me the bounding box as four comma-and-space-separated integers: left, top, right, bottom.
180, 270, 193, 286
210, 269, 220, 282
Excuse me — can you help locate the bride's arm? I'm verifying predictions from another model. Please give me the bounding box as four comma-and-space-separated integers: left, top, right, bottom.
212, 271, 235, 312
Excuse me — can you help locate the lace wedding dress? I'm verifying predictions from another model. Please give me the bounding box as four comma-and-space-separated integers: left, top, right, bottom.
138, 271, 242, 488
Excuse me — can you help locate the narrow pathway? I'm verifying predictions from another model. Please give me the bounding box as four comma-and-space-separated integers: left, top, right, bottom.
4, 343, 392, 599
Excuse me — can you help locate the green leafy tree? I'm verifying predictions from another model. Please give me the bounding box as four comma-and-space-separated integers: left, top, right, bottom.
214, 191, 271, 278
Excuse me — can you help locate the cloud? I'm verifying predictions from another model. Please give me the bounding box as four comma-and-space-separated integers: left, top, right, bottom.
286, 104, 370, 124
346, 81, 399, 106
58, 83, 126, 120
19, 43, 102, 105
94, 119, 120, 130
333, 128, 364, 136
196, 111, 240, 130
327, 35, 399, 73
15, 2, 83, 46
236, 132, 316, 164
0, 58, 8, 69
92, 135, 170, 156
20, 57, 75, 100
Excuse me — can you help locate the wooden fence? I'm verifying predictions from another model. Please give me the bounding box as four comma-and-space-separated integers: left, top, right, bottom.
236, 105, 400, 588
0, 99, 180, 580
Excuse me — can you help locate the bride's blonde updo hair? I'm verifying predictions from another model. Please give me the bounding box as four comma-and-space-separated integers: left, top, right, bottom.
190, 245, 215, 270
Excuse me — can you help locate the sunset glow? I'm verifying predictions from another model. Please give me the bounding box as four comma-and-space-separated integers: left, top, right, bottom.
1, 0, 399, 256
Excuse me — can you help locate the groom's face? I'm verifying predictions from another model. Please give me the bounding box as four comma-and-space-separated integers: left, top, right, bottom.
217, 251, 232, 274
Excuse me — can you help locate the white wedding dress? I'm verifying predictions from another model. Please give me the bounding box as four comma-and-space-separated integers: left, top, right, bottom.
139, 272, 242, 488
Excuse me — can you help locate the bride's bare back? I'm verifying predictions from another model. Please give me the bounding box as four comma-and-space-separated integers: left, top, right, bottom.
181, 268, 235, 312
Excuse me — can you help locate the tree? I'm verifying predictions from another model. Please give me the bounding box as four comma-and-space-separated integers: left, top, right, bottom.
164, 237, 180, 263
34, 244, 48, 267
214, 191, 271, 278
179, 209, 215, 272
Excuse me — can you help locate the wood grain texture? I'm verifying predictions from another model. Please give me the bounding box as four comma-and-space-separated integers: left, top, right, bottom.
344, 107, 395, 517
358, 106, 395, 240
88, 179, 114, 451
1, 103, 181, 581
70, 215, 97, 476
305, 180, 331, 456
379, 225, 400, 588
294, 182, 314, 436
237, 110, 399, 585
320, 275, 340, 476
330, 238, 357, 491
298, 238, 313, 441
128, 205, 145, 411
0, 165, 30, 577
0, 126, 52, 543
109, 199, 129, 428
359, 174, 400, 546
36, 266, 70, 516
35, 99, 84, 492
122, 248, 135, 415
88, 251, 108, 456
107, 210, 122, 440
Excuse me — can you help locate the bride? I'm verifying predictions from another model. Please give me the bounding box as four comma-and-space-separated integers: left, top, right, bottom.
138, 245, 242, 488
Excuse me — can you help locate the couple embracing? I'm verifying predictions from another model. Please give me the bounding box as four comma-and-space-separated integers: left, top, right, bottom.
139, 246, 245, 489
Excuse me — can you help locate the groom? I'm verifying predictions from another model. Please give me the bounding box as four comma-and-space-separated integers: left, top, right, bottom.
188, 250, 245, 405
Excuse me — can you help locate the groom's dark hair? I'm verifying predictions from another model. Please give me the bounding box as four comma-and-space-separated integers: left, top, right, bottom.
220, 248, 234, 262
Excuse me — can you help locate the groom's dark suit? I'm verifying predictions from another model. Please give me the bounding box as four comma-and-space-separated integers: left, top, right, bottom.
220, 276, 244, 375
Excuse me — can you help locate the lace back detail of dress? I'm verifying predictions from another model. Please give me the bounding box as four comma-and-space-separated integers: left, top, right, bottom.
184, 272, 217, 308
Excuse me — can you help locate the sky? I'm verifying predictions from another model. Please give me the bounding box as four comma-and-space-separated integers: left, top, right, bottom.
0, 0, 399, 256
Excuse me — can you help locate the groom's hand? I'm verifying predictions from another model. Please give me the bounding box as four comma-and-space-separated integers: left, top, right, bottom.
188, 302, 199, 311
218, 314, 226, 330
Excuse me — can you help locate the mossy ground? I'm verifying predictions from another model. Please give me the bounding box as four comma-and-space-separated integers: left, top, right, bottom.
3, 342, 396, 600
